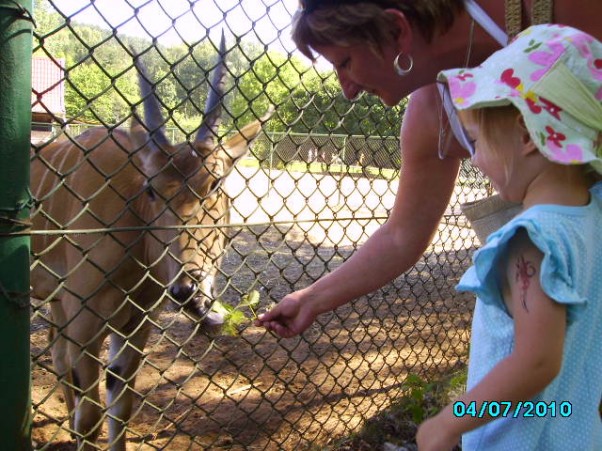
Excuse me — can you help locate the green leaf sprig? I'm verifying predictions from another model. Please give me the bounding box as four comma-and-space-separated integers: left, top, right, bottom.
211, 289, 261, 336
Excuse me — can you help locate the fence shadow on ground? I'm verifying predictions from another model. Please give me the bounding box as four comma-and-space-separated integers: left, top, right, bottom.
31, 221, 477, 450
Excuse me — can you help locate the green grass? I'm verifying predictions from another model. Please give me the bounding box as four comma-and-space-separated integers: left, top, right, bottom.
313, 369, 467, 451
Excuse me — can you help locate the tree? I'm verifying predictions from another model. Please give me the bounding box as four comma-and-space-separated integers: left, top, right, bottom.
33, 1, 404, 137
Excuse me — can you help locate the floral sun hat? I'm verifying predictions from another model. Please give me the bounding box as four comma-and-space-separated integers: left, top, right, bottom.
438, 24, 602, 174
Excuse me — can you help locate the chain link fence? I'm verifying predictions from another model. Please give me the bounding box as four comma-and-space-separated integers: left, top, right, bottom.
29, 1, 489, 449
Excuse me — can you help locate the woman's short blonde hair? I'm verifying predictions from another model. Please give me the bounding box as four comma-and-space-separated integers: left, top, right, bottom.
293, 0, 465, 60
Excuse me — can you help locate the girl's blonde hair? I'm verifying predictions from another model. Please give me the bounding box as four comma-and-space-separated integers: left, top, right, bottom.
459, 106, 525, 182
459, 106, 524, 154
460, 105, 598, 185
293, 0, 465, 60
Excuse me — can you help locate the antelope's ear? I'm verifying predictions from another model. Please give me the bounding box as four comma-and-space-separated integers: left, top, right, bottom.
222, 108, 274, 161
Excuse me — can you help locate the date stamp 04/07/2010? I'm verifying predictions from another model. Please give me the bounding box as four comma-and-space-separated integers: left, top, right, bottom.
453, 401, 572, 419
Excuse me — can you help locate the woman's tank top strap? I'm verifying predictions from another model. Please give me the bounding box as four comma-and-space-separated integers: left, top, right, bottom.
464, 0, 508, 46
463, 1, 555, 52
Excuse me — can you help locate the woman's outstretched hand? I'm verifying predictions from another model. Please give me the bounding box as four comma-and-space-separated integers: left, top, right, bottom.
255, 290, 318, 338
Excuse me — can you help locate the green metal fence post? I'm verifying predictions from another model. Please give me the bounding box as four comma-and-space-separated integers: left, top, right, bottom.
0, 0, 34, 449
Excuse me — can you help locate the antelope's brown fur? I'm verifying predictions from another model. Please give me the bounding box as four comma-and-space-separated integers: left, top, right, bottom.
31, 52, 268, 449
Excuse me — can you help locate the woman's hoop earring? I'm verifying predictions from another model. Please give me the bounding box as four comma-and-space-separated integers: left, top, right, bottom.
393, 52, 414, 76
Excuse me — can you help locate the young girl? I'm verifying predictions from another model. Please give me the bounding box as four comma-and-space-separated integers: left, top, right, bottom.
417, 24, 602, 450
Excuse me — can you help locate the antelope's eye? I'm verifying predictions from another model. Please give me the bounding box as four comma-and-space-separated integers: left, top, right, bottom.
145, 183, 156, 201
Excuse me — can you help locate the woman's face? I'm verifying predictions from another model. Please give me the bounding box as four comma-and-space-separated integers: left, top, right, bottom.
313, 42, 412, 106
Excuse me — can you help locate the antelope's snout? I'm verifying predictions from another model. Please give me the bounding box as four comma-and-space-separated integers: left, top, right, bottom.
169, 270, 225, 328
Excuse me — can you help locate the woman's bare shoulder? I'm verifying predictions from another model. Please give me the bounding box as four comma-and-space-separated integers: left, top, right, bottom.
400, 86, 441, 160
401, 86, 469, 162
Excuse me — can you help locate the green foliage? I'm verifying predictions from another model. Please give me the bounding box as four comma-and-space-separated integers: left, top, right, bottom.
64, 59, 136, 123
210, 290, 261, 337
399, 373, 440, 423
446, 369, 468, 400
318, 369, 467, 450
33, 0, 403, 137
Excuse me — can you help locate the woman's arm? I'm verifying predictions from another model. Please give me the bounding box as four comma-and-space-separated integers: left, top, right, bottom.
417, 230, 567, 450
257, 85, 463, 337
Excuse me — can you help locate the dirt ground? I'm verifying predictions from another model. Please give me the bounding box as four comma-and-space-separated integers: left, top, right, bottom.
30, 168, 478, 450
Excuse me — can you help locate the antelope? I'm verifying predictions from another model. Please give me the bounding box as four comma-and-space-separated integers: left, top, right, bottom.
31, 36, 269, 450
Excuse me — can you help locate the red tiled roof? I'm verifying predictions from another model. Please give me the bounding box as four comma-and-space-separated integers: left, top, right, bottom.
31, 57, 65, 116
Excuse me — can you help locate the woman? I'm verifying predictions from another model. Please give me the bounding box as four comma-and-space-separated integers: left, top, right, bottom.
257, 0, 601, 338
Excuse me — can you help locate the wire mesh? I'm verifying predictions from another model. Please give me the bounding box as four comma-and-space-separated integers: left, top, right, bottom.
29, 1, 489, 449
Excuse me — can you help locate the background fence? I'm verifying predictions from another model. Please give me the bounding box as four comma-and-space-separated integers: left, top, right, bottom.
29, 1, 489, 449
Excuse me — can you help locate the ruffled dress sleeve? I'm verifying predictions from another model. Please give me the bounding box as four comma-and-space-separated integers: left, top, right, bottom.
457, 206, 591, 323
